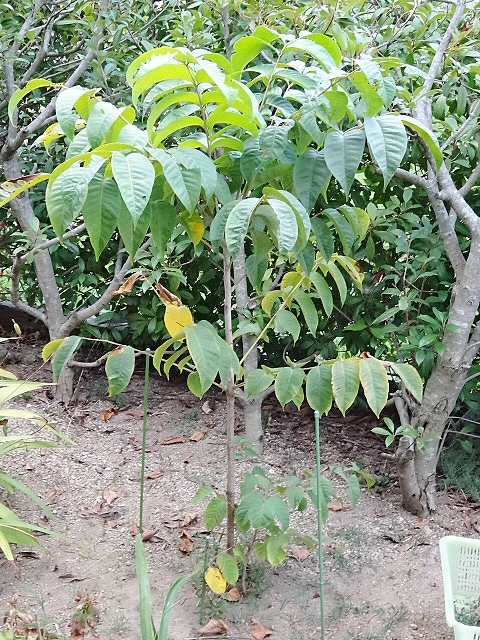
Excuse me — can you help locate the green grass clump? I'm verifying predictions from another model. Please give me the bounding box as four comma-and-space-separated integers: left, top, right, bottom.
439, 436, 480, 499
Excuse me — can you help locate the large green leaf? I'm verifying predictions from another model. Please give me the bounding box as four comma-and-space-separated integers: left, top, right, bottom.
359, 357, 389, 417
311, 218, 334, 263
390, 362, 423, 402
46, 154, 105, 237
8, 79, 54, 121
111, 152, 155, 224
324, 129, 366, 195
293, 290, 318, 335
399, 114, 443, 169
225, 198, 261, 257
205, 496, 227, 529
231, 26, 278, 72
264, 188, 310, 251
265, 197, 298, 254
86, 101, 123, 148
170, 148, 217, 200
283, 37, 339, 70
332, 359, 360, 415
217, 553, 239, 586
149, 199, 178, 256
306, 365, 333, 416
117, 200, 151, 259
274, 309, 301, 343
323, 208, 355, 254
56, 86, 94, 140
83, 173, 121, 258
349, 70, 384, 117
364, 115, 407, 188
245, 369, 275, 398
184, 321, 240, 394
149, 148, 200, 213
51, 336, 82, 382
105, 346, 135, 396
309, 271, 333, 316
293, 150, 330, 212
274, 367, 304, 408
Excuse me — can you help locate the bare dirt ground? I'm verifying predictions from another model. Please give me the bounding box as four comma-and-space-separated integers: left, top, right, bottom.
0, 340, 477, 640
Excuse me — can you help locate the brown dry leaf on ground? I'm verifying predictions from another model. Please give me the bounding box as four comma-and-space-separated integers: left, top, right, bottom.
178, 530, 194, 553
291, 546, 310, 561
190, 430, 205, 441
161, 435, 186, 445
145, 467, 163, 479
100, 407, 117, 421
198, 617, 228, 635
102, 489, 118, 505
225, 587, 241, 602
251, 617, 272, 639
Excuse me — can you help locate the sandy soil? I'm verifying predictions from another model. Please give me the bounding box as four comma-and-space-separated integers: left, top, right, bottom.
0, 341, 477, 640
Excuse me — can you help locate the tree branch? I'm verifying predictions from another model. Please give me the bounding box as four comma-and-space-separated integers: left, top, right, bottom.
17, 224, 87, 265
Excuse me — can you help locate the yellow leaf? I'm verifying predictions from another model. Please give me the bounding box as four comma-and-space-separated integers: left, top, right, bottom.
205, 567, 227, 594
164, 302, 194, 338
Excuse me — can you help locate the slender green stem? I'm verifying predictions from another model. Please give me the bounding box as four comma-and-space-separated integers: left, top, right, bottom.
139, 348, 151, 533
314, 410, 325, 640
199, 534, 210, 625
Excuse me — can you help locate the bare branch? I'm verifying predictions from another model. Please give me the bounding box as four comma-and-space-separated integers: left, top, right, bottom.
441, 99, 480, 151
10, 255, 47, 324
418, 0, 466, 100
17, 224, 87, 265
392, 167, 430, 189
459, 155, 480, 196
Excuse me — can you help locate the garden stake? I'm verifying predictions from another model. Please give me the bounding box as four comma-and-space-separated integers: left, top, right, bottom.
314, 410, 325, 640
139, 348, 151, 533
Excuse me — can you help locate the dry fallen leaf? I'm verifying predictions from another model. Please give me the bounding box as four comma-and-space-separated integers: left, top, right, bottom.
201, 400, 213, 414
100, 407, 116, 422
44, 487, 58, 505
102, 489, 118, 506
127, 409, 145, 418
226, 587, 241, 602
146, 468, 163, 480
178, 531, 194, 553
130, 522, 140, 537
110, 271, 144, 295
197, 618, 228, 635
327, 501, 344, 512
251, 617, 272, 639
291, 546, 310, 562
107, 520, 117, 528
142, 529, 159, 541
190, 431, 205, 442
161, 436, 187, 445
182, 512, 198, 527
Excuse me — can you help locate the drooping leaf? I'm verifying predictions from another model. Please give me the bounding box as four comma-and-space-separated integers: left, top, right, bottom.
83, 173, 121, 259
8, 79, 54, 121
205, 567, 227, 594
364, 115, 407, 188
111, 152, 155, 224
245, 369, 275, 398
56, 86, 92, 140
309, 271, 333, 316
274, 309, 301, 343
51, 336, 82, 382
274, 367, 304, 408
217, 553, 239, 586
293, 290, 318, 335
293, 150, 330, 212
359, 357, 389, 417
205, 496, 227, 530
306, 365, 333, 416
0, 174, 50, 208
86, 101, 122, 148
331, 358, 360, 415
46, 154, 105, 237
323, 128, 366, 195
225, 198, 261, 257
105, 345, 135, 396
164, 303, 195, 338
390, 362, 423, 402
